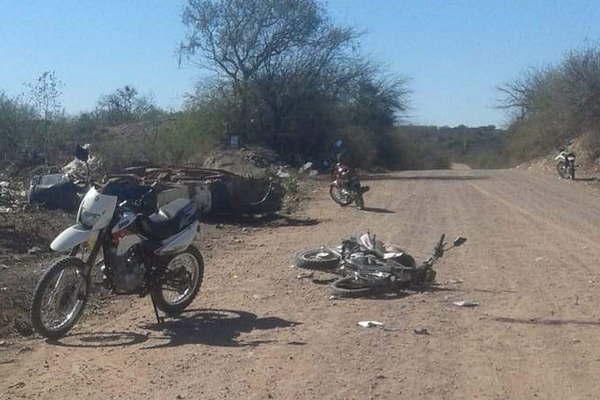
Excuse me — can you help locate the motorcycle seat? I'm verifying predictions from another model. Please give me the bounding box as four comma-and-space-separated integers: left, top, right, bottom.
141, 199, 198, 240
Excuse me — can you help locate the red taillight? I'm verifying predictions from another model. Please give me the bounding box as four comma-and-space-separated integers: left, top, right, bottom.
111, 229, 130, 245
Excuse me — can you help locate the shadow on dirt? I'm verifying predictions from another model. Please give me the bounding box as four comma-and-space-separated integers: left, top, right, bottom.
360, 175, 488, 182
140, 309, 300, 349
47, 331, 148, 348
361, 206, 395, 214
574, 177, 597, 182
492, 316, 600, 327
204, 213, 321, 228
47, 309, 300, 349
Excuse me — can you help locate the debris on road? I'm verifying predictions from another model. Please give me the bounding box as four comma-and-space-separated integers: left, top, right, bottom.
358, 320, 384, 328
453, 300, 479, 307
296, 272, 314, 279
27, 246, 42, 255
413, 327, 430, 335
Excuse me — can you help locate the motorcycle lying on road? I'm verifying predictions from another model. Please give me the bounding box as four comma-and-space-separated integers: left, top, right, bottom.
329, 162, 369, 210
295, 232, 466, 297
30, 145, 204, 339
556, 148, 576, 180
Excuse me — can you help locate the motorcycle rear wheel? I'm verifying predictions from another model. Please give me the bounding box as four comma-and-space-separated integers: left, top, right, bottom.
30, 257, 87, 339
151, 245, 204, 316
294, 248, 340, 270
355, 194, 364, 210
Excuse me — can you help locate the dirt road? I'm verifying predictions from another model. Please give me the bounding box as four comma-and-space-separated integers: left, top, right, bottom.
3, 169, 600, 399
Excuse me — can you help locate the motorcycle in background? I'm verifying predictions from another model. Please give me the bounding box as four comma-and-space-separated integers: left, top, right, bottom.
329, 163, 369, 210
30, 145, 204, 338
556, 148, 576, 180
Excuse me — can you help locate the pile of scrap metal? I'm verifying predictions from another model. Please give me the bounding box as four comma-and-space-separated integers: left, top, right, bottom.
123, 166, 284, 216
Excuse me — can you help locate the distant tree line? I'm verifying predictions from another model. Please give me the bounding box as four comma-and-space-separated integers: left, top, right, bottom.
498, 44, 600, 163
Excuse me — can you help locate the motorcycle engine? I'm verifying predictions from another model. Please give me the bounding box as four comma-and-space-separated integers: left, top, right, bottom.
105, 246, 146, 293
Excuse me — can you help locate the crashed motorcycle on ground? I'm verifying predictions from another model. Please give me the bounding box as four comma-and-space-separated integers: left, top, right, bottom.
329, 163, 369, 210
30, 145, 204, 339
556, 148, 576, 180
295, 232, 466, 297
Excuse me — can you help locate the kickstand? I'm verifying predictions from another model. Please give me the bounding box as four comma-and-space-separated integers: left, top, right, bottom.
150, 297, 164, 324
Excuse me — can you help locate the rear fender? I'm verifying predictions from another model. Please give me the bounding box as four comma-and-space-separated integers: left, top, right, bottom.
155, 221, 199, 256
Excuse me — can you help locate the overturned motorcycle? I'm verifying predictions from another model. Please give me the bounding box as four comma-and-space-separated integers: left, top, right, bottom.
30, 145, 204, 339
294, 232, 466, 297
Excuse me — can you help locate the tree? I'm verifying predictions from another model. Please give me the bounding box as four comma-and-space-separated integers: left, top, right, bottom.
96, 85, 158, 125
26, 71, 64, 157
180, 0, 359, 139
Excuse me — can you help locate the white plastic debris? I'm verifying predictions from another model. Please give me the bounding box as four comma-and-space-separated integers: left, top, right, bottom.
296, 272, 314, 279
0, 181, 9, 188
299, 161, 313, 172
358, 320, 384, 328
453, 300, 479, 307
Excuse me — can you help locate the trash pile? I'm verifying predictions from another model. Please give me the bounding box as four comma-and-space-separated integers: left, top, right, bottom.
202, 146, 284, 178
123, 165, 285, 216
0, 179, 27, 214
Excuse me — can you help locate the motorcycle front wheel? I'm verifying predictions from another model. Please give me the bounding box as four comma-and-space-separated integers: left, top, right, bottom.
30, 257, 88, 339
330, 276, 375, 298
151, 245, 204, 316
329, 184, 353, 206
557, 161, 568, 179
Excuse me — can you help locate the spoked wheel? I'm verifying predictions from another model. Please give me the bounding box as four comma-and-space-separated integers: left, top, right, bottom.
294, 248, 340, 270
330, 276, 375, 298
557, 161, 568, 179
31, 257, 88, 339
329, 185, 353, 206
151, 245, 204, 316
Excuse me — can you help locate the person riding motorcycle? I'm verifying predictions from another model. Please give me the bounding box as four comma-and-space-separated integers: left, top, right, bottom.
330, 150, 367, 209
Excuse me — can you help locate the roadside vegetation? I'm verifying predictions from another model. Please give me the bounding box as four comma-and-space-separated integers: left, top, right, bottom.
2, 0, 452, 172
498, 44, 600, 165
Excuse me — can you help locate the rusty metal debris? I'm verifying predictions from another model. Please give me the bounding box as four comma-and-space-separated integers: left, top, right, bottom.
122, 166, 284, 216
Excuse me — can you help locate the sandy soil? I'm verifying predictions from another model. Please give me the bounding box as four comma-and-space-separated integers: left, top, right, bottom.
3, 169, 600, 399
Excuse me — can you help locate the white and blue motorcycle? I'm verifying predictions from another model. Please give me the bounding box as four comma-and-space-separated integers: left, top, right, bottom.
31, 146, 203, 338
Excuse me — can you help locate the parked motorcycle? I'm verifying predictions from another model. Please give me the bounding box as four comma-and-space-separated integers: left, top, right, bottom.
30, 145, 204, 338
294, 232, 466, 297
329, 163, 369, 209
556, 148, 576, 180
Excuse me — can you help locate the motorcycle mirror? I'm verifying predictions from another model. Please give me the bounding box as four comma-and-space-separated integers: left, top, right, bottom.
75, 144, 89, 162
453, 237, 467, 247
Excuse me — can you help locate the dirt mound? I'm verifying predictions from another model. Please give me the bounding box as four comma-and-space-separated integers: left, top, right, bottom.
202, 146, 282, 177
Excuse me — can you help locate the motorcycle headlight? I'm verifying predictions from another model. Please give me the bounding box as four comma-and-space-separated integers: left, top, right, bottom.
79, 211, 101, 227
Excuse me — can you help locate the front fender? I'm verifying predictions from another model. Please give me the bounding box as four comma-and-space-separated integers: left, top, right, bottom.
50, 224, 99, 252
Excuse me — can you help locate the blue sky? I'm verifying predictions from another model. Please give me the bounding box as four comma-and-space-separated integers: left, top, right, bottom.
1, 0, 599, 127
